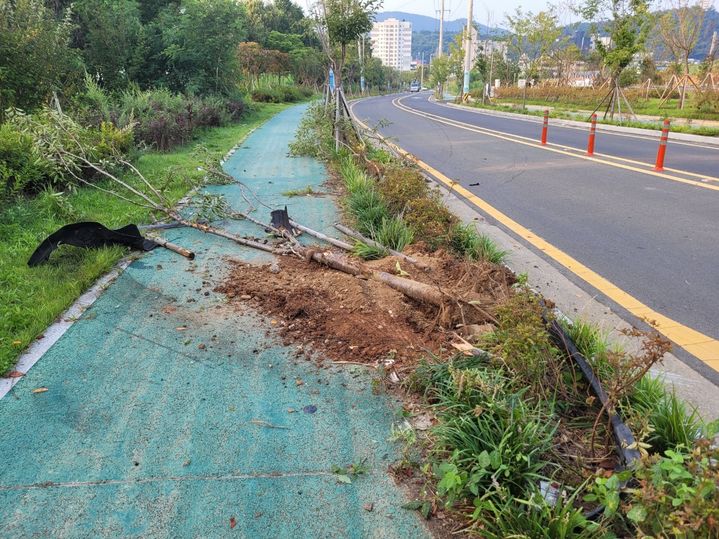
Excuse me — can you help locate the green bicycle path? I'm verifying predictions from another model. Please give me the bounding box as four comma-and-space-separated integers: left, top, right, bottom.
0, 104, 430, 538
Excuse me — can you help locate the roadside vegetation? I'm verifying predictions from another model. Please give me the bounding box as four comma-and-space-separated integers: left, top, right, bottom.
291, 100, 719, 537
0, 101, 288, 375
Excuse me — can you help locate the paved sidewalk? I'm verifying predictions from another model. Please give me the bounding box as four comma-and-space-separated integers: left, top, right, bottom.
0, 104, 429, 538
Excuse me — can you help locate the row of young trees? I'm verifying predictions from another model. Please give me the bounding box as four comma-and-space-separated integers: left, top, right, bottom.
428, 0, 716, 99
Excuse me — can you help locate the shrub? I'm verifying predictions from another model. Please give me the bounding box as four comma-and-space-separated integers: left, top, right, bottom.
0, 124, 51, 196
251, 88, 281, 103
193, 95, 231, 128
378, 166, 428, 214
622, 442, 719, 538
404, 192, 457, 244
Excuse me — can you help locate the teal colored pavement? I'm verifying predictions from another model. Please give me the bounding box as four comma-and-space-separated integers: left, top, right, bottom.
0, 104, 430, 538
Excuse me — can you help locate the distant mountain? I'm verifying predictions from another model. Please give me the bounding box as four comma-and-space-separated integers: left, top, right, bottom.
375, 11, 506, 36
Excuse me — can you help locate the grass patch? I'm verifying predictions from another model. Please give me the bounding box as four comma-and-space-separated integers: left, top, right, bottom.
282, 185, 319, 197
372, 217, 414, 252
0, 103, 288, 374
352, 241, 388, 260
449, 223, 508, 264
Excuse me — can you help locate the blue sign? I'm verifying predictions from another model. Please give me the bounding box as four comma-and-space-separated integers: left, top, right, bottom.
329, 68, 335, 92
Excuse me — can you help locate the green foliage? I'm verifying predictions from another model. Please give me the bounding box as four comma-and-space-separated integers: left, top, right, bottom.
347, 186, 388, 236
378, 167, 428, 215
0, 104, 287, 374
403, 192, 457, 244
623, 442, 719, 538
157, 0, 247, 95
474, 485, 603, 539
251, 85, 312, 103
0, 0, 83, 115
626, 375, 712, 454
372, 217, 414, 252
352, 241, 388, 260
0, 124, 51, 197
74, 0, 145, 90
449, 223, 508, 264
483, 290, 560, 390
416, 355, 558, 512
579, 0, 652, 79
505, 6, 564, 80
288, 102, 334, 159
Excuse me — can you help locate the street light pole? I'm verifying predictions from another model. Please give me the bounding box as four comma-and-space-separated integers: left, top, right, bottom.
462, 0, 474, 97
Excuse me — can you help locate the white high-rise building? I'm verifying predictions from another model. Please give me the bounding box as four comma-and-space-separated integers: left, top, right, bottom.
370, 18, 412, 72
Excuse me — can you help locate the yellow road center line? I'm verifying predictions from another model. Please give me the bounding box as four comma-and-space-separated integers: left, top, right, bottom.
394, 96, 719, 193
350, 101, 719, 365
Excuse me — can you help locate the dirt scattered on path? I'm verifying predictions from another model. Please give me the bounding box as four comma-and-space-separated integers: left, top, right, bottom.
216, 249, 514, 368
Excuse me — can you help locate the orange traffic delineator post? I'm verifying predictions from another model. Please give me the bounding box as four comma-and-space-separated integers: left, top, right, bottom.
587, 114, 597, 156
541, 109, 549, 145
654, 118, 671, 171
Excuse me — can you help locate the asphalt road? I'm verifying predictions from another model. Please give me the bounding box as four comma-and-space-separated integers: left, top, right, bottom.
352, 92, 719, 378
408, 96, 719, 178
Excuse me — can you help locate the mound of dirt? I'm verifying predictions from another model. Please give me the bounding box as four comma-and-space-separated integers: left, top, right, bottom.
216, 250, 514, 368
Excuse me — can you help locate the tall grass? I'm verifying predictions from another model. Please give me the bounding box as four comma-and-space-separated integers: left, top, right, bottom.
450, 223, 507, 264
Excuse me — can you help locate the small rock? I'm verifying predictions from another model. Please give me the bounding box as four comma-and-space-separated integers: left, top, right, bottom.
269, 261, 281, 274
363, 503, 374, 512
240, 294, 252, 300
198, 343, 206, 350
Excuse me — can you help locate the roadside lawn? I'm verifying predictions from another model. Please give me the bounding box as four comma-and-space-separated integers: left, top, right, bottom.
0, 103, 288, 375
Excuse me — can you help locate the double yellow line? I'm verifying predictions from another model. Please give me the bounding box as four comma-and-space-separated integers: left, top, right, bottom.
350, 97, 719, 369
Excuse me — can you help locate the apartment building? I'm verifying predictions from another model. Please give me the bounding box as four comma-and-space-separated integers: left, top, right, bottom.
370, 18, 412, 72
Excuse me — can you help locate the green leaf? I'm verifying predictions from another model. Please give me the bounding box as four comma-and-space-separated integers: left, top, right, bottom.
402, 500, 424, 510
477, 450, 491, 469
626, 505, 647, 523
336, 474, 352, 484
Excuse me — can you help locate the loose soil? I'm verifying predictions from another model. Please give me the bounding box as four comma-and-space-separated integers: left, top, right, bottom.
216, 247, 515, 369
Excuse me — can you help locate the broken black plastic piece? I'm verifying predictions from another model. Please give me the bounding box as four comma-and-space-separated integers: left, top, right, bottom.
28, 222, 158, 267
270, 206, 292, 232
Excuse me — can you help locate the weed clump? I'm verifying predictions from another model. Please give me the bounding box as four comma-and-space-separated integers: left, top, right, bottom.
404, 193, 457, 244
449, 223, 508, 264
378, 166, 428, 214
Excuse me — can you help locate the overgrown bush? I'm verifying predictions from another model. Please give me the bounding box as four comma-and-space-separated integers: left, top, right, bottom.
623, 441, 719, 538
0, 124, 51, 197
403, 192, 457, 244
378, 166, 428, 214
4, 109, 133, 194
252, 85, 312, 103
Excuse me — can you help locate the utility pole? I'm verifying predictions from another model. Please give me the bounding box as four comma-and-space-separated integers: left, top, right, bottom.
359, 34, 366, 94
462, 0, 474, 96
438, 0, 446, 57
420, 51, 425, 88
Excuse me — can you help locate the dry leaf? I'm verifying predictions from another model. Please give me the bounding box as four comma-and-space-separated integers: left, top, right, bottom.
12, 340, 22, 346
32, 387, 48, 394
176, 326, 188, 331
6, 370, 24, 378
229, 516, 236, 529
295, 378, 304, 386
